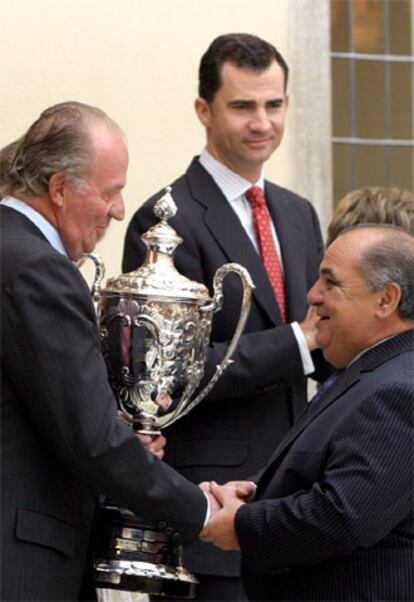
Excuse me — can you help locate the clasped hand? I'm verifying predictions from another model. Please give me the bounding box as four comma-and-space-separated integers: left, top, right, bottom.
198, 480, 256, 551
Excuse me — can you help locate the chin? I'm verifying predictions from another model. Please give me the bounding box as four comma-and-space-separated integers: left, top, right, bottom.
97, 229, 107, 243
69, 250, 84, 262
247, 147, 272, 160
81, 241, 97, 257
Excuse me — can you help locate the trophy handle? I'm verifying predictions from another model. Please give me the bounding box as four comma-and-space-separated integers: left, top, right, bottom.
79, 252, 105, 306
160, 263, 254, 427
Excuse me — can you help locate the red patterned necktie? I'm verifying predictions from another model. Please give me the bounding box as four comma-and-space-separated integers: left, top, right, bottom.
245, 186, 287, 323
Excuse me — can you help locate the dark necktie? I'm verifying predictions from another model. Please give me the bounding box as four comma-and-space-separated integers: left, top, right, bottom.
306, 371, 342, 411
246, 186, 287, 323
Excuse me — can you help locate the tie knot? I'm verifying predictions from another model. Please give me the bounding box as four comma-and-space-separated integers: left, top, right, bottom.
245, 187, 266, 209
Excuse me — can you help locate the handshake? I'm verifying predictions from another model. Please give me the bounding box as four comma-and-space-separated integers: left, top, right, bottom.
139, 434, 256, 551
198, 480, 257, 551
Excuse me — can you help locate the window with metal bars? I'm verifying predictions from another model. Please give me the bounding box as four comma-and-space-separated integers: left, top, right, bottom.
330, 0, 413, 204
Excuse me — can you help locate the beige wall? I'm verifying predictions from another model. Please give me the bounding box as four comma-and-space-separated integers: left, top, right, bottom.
0, 0, 313, 282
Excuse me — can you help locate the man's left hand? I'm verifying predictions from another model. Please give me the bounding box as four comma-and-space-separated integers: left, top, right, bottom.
137, 433, 166, 461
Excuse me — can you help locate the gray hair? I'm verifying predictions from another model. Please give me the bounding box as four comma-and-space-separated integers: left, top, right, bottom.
0, 101, 124, 197
354, 226, 414, 320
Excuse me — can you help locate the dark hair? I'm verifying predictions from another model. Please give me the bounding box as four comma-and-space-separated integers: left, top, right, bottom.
327, 187, 414, 246
198, 33, 289, 103
0, 101, 123, 197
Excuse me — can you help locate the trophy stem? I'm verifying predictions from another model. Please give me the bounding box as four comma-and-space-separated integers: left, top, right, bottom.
120, 411, 162, 437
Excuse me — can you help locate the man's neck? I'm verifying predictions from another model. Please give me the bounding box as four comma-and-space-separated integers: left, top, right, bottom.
13, 192, 57, 228
204, 146, 262, 183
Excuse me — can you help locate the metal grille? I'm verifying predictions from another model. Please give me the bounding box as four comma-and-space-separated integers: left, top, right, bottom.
330, 0, 413, 203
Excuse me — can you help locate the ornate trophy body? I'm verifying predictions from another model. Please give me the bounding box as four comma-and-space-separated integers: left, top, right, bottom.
85, 188, 254, 598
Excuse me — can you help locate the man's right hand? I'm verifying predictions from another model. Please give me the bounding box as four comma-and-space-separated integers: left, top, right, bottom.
300, 305, 321, 352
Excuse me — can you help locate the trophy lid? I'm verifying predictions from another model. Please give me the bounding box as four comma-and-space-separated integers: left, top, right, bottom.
104, 187, 211, 302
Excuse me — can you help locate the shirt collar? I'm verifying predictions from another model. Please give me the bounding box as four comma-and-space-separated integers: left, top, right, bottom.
199, 148, 265, 202
1, 195, 68, 257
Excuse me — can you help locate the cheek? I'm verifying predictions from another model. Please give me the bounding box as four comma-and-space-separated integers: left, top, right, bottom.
270, 114, 285, 130
316, 319, 334, 345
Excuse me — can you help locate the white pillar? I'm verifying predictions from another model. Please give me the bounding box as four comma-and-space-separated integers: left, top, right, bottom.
287, 0, 333, 240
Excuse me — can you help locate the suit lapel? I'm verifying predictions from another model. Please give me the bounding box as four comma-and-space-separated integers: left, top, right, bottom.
265, 366, 359, 469
186, 160, 282, 325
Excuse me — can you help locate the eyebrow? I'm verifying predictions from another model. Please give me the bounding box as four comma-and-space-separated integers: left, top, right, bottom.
106, 183, 125, 193
320, 266, 337, 279
227, 97, 284, 107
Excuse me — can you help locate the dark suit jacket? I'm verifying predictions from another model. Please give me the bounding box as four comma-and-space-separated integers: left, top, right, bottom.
236, 331, 414, 601
122, 158, 328, 576
0, 205, 206, 601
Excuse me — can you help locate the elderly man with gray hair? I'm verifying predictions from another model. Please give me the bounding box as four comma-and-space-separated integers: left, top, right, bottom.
0, 102, 208, 601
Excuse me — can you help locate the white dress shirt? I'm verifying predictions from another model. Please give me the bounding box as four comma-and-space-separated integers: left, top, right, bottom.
199, 149, 314, 376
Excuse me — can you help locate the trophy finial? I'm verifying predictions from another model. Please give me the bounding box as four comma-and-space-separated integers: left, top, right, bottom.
154, 186, 177, 222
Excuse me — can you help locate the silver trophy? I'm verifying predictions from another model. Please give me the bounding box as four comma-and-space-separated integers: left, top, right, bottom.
84, 187, 254, 598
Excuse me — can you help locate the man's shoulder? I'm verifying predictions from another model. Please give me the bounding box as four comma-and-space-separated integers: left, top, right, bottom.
0, 208, 77, 285
1, 205, 49, 257
264, 180, 312, 207
145, 172, 191, 206
263, 181, 320, 233
132, 158, 211, 219
355, 331, 414, 398
362, 330, 414, 372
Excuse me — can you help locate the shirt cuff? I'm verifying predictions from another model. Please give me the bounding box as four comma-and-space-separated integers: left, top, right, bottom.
203, 491, 211, 527
290, 321, 315, 376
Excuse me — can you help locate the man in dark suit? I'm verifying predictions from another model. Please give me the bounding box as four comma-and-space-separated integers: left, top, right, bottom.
201, 225, 414, 601
123, 34, 329, 600
0, 102, 208, 601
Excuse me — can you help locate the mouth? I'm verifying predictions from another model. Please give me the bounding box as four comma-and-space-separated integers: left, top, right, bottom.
316, 315, 330, 327
245, 138, 272, 146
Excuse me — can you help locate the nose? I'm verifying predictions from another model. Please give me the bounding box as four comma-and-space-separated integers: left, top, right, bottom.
109, 195, 125, 221
307, 278, 323, 306
249, 108, 271, 132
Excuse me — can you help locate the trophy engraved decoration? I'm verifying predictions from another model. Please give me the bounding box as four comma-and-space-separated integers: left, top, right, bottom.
84, 187, 254, 598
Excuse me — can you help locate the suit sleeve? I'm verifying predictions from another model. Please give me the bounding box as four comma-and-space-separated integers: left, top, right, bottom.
2, 250, 206, 542
123, 201, 306, 404
235, 382, 413, 571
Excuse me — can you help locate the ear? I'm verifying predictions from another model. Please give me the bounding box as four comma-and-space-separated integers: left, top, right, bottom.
194, 97, 212, 128
375, 282, 402, 319
48, 173, 66, 208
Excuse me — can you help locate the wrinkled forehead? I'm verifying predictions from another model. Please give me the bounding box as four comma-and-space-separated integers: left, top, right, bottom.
319, 235, 365, 280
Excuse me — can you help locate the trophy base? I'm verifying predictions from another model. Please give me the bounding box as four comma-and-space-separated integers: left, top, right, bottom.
94, 505, 197, 599
95, 558, 197, 598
